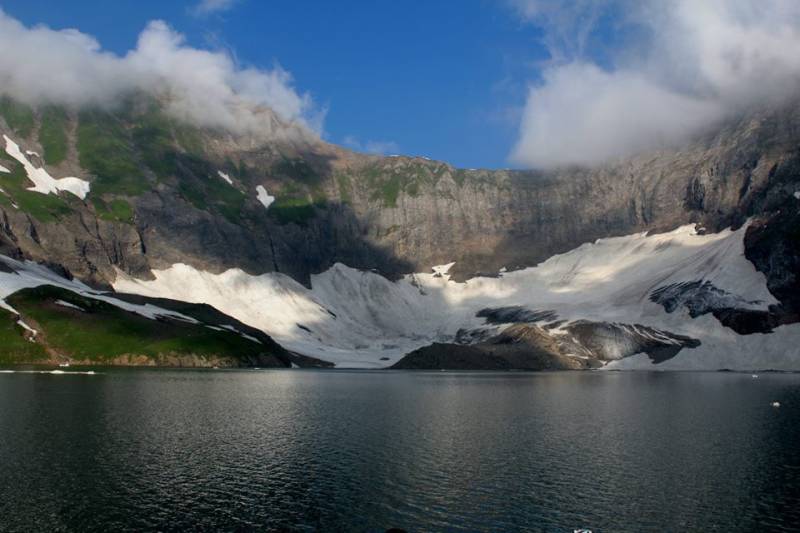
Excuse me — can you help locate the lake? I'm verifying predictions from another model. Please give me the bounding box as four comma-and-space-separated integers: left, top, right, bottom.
1, 369, 799, 532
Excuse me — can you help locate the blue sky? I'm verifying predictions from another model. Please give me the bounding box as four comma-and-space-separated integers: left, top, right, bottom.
2, 1, 795, 170
2, 0, 552, 168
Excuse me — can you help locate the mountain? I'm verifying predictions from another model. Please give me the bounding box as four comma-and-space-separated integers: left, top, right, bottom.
0, 93, 798, 370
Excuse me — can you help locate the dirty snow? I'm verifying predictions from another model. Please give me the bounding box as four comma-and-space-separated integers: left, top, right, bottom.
256, 185, 275, 209
3, 135, 90, 199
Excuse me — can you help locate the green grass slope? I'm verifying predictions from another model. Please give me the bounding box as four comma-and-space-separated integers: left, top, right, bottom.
39, 106, 69, 165
0, 96, 35, 138
0, 307, 48, 365
0, 161, 75, 222
2, 286, 289, 367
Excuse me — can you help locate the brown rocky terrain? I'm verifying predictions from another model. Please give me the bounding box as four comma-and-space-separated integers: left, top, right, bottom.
1, 94, 799, 369
1, 96, 798, 295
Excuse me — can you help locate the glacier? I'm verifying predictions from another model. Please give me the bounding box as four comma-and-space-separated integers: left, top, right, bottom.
111, 223, 800, 370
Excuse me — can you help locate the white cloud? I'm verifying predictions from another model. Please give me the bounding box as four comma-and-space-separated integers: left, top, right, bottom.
191, 0, 238, 17
509, 0, 800, 168
0, 10, 318, 139
342, 136, 400, 155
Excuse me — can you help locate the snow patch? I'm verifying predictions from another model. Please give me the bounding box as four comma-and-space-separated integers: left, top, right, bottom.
794, 191, 800, 199
432, 262, 456, 278
220, 324, 262, 344
217, 171, 234, 185
25, 150, 40, 158
0, 299, 18, 314
256, 185, 275, 209
16, 319, 37, 337
0, 164, 9, 173
2, 222, 789, 371
112, 223, 794, 370
3, 135, 90, 199
0, 255, 199, 324
55, 299, 84, 312
432, 262, 455, 274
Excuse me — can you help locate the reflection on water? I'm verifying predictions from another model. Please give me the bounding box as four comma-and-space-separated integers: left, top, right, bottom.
1, 370, 799, 532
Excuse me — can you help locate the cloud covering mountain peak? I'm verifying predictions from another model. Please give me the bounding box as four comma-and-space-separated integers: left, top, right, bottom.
510, 0, 800, 168
0, 11, 320, 138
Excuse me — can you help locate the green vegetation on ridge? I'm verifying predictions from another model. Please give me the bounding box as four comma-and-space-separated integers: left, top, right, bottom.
176, 154, 247, 222
39, 107, 69, 165
77, 110, 146, 196
257, 157, 327, 225
92, 197, 134, 223
0, 308, 48, 365
5, 286, 275, 363
268, 179, 325, 225
359, 161, 449, 207
0, 96, 35, 138
131, 106, 180, 180
76, 102, 247, 223
0, 161, 74, 222
274, 158, 321, 186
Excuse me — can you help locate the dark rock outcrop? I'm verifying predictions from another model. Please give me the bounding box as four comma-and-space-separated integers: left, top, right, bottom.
392, 321, 700, 370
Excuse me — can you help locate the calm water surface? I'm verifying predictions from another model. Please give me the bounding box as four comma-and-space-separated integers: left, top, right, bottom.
1, 369, 799, 532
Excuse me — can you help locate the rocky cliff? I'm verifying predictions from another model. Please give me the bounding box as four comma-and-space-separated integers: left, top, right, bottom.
0, 94, 797, 289
1, 93, 799, 369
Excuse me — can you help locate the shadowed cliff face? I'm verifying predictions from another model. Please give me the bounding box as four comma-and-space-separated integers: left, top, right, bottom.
0, 95, 798, 299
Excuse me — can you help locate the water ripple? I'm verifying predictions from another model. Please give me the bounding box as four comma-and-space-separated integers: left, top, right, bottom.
0, 370, 799, 532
